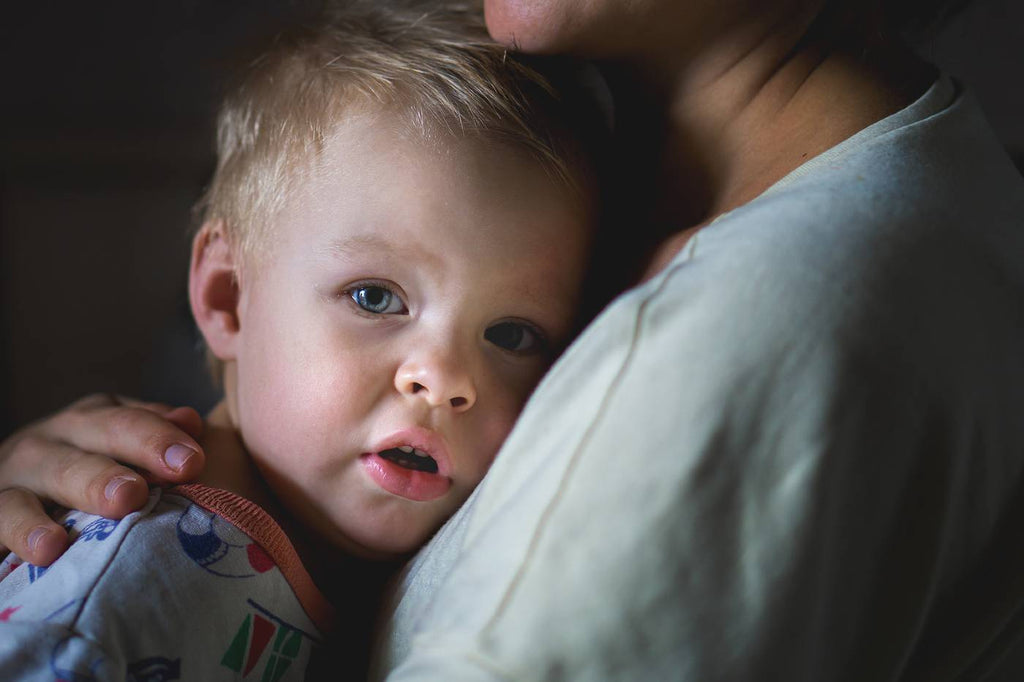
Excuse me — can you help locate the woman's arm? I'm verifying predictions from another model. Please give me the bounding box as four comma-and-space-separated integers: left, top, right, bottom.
0, 394, 205, 566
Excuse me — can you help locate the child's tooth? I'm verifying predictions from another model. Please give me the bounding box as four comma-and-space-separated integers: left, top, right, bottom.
413, 448, 428, 458
398, 445, 414, 453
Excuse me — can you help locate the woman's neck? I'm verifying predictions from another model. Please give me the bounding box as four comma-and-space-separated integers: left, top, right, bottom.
605, 11, 935, 276
668, 41, 933, 220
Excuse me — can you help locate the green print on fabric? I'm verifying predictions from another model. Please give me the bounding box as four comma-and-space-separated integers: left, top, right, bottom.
221, 613, 251, 672
221, 603, 308, 681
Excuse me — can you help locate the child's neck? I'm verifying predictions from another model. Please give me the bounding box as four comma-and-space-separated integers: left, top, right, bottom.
197, 402, 397, 605
196, 402, 278, 510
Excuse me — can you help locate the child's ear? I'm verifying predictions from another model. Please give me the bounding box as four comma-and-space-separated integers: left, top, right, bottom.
189, 220, 241, 361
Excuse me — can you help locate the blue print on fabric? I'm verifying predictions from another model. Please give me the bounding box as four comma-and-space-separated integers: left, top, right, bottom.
176, 504, 273, 578
44, 599, 81, 624
27, 563, 48, 583
127, 656, 181, 682
78, 518, 118, 542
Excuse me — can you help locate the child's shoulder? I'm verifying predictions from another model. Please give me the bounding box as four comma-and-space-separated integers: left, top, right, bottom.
0, 488, 164, 587
0, 485, 327, 681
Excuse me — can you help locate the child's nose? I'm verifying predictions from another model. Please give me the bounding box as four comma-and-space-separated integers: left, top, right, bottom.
394, 352, 477, 413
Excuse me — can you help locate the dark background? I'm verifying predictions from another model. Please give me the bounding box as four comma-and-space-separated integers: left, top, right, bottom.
1, 0, 1022, 437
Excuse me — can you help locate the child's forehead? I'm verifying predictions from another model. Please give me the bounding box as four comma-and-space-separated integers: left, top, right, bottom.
261, 112, 587, 251
237, 104, 590, 279
289, 106, 570, 202
301, 96, 584, 191
318, 101, 537, 159
306, 110, 579, 215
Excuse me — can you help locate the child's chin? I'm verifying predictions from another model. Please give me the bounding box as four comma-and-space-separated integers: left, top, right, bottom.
334, 519, 439, 561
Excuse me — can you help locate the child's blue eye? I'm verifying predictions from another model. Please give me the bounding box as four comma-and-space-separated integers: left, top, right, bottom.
349, 285, 406, 314
485, 321, 546, 355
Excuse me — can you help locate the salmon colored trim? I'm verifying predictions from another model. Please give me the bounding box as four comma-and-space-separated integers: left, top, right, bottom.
167, 483, 335, 632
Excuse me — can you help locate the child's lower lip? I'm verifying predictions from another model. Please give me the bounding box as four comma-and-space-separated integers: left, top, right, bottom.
360, 453, 451, 501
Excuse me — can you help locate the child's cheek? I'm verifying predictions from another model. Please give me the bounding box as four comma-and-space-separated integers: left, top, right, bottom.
472, 400, 522, 481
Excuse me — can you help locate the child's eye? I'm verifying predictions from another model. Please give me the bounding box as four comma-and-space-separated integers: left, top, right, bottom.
485, 321, 546, 355
348, 284, 407, 315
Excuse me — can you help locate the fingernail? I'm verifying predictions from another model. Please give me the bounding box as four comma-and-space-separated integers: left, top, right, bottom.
163, 444, 196, 472
27, 527, 50, 553
104, 475, 137, 501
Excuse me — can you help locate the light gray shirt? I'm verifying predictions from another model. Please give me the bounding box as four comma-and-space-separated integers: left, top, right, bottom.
375, 76, 1024, 681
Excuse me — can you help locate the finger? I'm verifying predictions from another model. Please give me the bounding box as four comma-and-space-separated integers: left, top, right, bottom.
111, 395, 174, 414
0, 488, 71, 567
43, 403, 205, 482
161, 406, 204, 441
4, 437, 150, 518
109, 398, 205, 444
67, 392, 120, 410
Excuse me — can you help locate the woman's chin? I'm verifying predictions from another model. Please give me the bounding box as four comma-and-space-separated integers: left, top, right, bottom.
483, 0, 577, 54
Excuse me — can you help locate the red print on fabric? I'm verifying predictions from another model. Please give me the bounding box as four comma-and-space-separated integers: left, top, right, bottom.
247, 543, 275, 574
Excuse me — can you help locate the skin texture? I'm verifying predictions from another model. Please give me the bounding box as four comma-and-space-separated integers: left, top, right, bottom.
0, 0, 935, 564
486, 0, 932, 266
483, 0, 753, 60
0, 396, 205, 564
188, 109, 590, 571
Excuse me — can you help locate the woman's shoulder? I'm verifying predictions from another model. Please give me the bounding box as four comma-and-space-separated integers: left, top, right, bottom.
684, 113, 1024, 327
627, 137, 1024, 403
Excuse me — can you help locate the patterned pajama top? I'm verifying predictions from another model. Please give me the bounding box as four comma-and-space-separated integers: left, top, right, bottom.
0, 484, 334, 682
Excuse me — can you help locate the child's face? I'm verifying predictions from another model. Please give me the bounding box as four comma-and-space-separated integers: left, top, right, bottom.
230, 111, 591, 558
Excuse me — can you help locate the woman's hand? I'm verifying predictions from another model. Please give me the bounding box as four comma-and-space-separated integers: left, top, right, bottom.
0, 394, 206, 566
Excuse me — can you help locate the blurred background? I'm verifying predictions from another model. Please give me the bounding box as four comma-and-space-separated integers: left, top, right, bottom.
0, 1, 322, 435
1, 0, 1022, 437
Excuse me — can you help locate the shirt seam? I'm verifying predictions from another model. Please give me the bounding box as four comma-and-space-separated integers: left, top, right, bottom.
168, 483, 335, 632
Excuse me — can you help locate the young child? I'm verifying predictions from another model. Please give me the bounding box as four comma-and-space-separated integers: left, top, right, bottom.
0, 2, 601, 680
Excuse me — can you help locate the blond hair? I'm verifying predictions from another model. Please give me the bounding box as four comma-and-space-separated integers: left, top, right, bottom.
197, 0, 599, 267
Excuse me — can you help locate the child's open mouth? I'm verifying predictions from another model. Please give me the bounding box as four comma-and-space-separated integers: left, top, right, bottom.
378, 446, 438, 473
361, 429, 452, 501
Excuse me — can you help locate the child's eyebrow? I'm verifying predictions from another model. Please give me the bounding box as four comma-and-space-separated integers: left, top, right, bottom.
324, 234, 441, 268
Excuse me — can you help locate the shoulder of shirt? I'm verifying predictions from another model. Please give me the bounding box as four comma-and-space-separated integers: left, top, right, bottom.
625, 104, 1024, 404
671, 94, 1024, 333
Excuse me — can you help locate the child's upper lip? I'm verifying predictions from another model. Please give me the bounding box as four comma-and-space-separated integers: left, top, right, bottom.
372, 427, 453, 478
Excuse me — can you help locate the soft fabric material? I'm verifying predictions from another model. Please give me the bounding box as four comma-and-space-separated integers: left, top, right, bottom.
373, 76, 1024, 680
0, 484, 332, 682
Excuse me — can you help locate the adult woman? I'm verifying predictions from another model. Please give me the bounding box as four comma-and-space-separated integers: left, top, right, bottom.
4, 0, 1024, 678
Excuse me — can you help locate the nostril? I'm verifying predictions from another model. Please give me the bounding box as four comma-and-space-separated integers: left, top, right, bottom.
450, 396, 468, 408
411, 382, 426, 393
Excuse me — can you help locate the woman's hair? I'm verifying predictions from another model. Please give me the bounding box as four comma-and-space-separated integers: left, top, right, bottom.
197, 0, 602, 268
